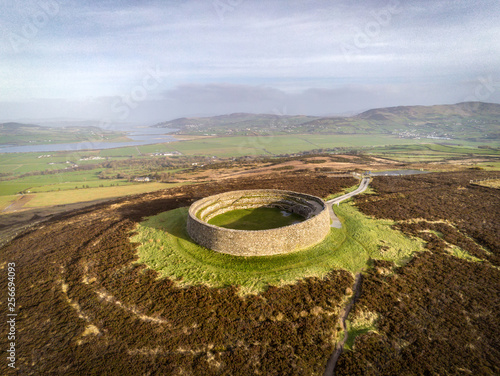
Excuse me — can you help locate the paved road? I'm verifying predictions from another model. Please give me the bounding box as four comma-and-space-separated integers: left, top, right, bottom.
326, 177, 370, 228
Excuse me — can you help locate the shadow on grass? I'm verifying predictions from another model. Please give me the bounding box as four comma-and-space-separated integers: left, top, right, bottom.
208, 207, 304, 230
134, 207, 346, 276
141, 207, 194, 242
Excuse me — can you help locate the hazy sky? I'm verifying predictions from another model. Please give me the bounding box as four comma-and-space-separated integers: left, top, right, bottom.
1, 0, 499, 125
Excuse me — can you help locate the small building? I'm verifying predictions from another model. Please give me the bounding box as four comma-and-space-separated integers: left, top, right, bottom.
134, 177, 151, 182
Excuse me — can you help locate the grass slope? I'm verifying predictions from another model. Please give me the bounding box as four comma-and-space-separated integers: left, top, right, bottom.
131, 201, 424, 294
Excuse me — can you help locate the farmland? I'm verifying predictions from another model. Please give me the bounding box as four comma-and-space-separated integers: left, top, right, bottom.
1, 133, 498, 214
142, 134, 500, 157
24, 182, 185, 207
1, 103, 499, 217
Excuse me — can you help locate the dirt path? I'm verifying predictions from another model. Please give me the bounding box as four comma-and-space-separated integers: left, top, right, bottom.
324, 272, 363, 376
2, 194, 35, 213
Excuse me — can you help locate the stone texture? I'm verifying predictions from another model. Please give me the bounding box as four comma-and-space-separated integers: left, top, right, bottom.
186, 189, 331, 256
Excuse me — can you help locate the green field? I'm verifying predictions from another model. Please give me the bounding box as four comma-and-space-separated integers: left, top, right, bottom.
160, 135, 500, 157
0, 195, 16, 211
1, 133, 498, 208
83, 134, 487, 158
131, 200, 425, 294
474, 162, 500, 170
208, 207, 304, 230
161, 134, 424, 157
18, 182, 182, 208
0, 169, 119, 195
366, 143, 500, 162
1, 135, 498, 176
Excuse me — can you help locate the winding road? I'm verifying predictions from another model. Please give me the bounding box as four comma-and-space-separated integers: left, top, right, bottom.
327, 177, 370, 228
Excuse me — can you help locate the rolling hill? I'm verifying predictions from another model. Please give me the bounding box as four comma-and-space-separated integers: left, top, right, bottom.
153, 113, 319, 136
154, 102, 500, 142
0, 123, 127, 147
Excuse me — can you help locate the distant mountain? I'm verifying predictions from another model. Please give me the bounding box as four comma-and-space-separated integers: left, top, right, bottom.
153, 113, 319, 135
356, 102, 500, 121
38, 120, 109, 128
0, 122, 43, 131
153, 102, 500, 142
0, 122, 111, 135
0, 122, 126, 147
0, 121, 126, 132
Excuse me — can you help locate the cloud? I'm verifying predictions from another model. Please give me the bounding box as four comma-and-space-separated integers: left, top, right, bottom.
1, 77, 500, 125
163, 84, 286, 103
0, 0, 499, 120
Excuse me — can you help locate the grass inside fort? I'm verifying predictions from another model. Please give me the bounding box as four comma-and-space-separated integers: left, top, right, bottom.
131, 201, 425, 294
207, 207, 304, 230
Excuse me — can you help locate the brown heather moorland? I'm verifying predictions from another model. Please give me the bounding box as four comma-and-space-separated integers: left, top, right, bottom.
337, 170, 500, 375
0, 174, 356, 375
0, 170, 499, 375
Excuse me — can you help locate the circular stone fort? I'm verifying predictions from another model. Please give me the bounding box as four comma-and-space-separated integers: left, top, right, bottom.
186, 189, 331, 256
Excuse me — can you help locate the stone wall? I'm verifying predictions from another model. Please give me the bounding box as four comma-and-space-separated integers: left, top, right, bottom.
186, 189, 331, 256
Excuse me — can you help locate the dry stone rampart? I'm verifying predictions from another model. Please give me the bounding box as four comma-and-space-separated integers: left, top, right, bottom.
186, 189, 331, 256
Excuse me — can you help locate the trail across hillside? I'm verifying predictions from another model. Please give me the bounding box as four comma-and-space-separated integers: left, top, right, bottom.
327, 177, 370, 228
323, 273, 363, 376
2, 194, 34, 213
